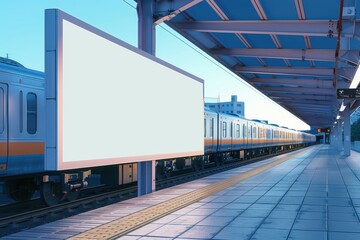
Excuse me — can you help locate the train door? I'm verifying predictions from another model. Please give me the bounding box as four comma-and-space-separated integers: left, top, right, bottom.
0, 83, 8, 172
230, 122, 233, 150
210, 117, 215, 148
248, 123, 253, 149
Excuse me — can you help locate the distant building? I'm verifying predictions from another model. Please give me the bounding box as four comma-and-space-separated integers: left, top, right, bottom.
205, 95, 245, 117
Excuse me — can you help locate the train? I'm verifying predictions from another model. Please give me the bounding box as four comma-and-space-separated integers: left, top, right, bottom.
0, 57, 315, 205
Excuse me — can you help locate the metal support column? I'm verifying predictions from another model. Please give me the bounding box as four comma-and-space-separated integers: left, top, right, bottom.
137, 0, 156, 195
331, 127, 336, 147
338, 121, 342, 151
343, 104, 351, 156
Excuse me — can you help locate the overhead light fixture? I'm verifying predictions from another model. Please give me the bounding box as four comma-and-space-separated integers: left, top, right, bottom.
336, 115, 340, 119
350, 65, 360, 88
339, 102, 346, 112
334, 121, 337, 124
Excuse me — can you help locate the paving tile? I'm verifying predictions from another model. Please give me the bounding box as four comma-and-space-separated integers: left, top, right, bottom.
213, 226, 256, 240
292, 219, 326, 231
261, 217, 295, 230
288, 230, 326, 240
279, 196, 304, 205
285, 191, 306, 197
178, 225, 222, 239
127, 223, 164, 236
255, 195, 282, 204
196, 216, 235, 227
198, 202, 229, 209
250, 228, 289, 240
185, 208, 218, 216
264, 190, 287, 197
328, 206, 354, 213
306, 191, 327, 197
234, 195, 261, 203
152, 214, 180, 224
240, 209, 271, 218
267, 210, 298, 219
328, 221, 360, 232
211, 195, 239, 203
297, 211, 326, 220
328, 211, 358, 222
328, 231, 360, 240
211, 208, 243, 217
328, 197, 352, 206
223, 202, 251, 210
302, 197, 327, 205
170, 215, 206, 225
147, 224, 191, 238
228, 216, 264, 228
275, 204, 301, 211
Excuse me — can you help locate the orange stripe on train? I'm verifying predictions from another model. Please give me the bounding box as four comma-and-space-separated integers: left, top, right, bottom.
0, 142, 6, 156
0, 142, 45, 156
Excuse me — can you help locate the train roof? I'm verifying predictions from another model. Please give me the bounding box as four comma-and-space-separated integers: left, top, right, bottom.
0, 57, 25, 67
0, 57, 44, 79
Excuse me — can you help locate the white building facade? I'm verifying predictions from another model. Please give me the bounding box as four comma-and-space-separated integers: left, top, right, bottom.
205, 95, 245, 117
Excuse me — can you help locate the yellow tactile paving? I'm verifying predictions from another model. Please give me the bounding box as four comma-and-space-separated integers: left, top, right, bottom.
69, 148, 312, 240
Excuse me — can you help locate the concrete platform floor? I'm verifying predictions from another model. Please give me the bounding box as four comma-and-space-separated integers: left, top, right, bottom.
118, 145, 360, 240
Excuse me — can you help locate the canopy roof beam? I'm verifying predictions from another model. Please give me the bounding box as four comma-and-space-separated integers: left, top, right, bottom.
250, 78, 333, 88
177, 20, 360, 38
260, 86, 335, 95
234, 66, 333, 77
212, 48, 357, 62
154, 0, 202, 24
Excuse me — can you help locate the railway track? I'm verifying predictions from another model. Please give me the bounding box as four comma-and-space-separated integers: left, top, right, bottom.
0, 148, 302, 237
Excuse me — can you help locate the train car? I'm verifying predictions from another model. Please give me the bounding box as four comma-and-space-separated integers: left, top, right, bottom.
0, 58, 45, 201
0, 57, 316, 205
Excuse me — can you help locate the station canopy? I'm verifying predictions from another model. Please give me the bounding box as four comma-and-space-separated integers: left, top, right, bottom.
153, 0, 360, 129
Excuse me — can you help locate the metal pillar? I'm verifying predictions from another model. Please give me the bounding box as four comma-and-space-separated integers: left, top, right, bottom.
137, 0, 156, 195
343, 104, 351, 156
137, 0, 155, 55
338, 121, 342, 151
330, 126, 335, 146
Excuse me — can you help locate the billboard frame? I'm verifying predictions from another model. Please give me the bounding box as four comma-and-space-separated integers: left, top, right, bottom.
45, 9, 204, 171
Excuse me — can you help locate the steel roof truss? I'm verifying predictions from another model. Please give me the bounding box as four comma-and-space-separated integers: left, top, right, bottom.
212, 48, 345, 61
177, 20, 360, 37
154, 0, 202, 25
260, 86, 335, 95
250, 78, 333, 88
234, 66, 333, 77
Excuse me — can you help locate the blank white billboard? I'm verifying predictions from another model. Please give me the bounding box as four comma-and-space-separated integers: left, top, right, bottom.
45, 10, 204, 171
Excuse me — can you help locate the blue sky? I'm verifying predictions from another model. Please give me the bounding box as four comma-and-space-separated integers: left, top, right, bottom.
0, 0, 310, 130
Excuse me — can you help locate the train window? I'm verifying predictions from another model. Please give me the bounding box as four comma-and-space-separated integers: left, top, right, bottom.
204, 119, 206, 137
253, 127, 257, 138
27, 93, 37, 134
243, 124, 246, 138
19, 91, 23, 133
0, 87, 3, 133
222, 122, 227, 138
210, 118, 214, 137
236, 124, 240, 138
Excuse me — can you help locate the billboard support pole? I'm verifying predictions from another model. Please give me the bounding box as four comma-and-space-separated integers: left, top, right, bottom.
137, 0, 156, 195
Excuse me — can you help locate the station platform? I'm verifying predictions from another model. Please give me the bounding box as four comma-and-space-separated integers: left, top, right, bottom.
4, 144, 360, 240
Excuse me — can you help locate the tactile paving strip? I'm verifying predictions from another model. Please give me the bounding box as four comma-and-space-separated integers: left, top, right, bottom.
69, 148, 311, 240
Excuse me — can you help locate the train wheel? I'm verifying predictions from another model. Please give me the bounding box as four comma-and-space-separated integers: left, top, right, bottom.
41, 182, 65, 206
8, 179, 36, 201
66, 190, 80, 201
